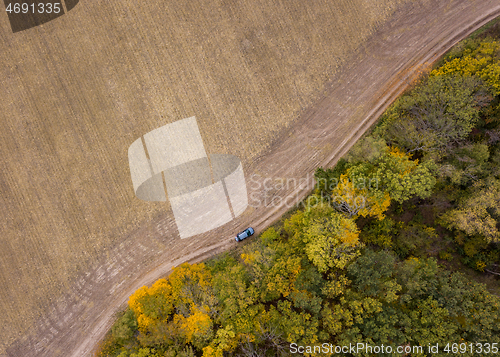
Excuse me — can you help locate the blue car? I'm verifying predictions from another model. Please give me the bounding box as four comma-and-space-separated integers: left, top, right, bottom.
235, 227, 255, 242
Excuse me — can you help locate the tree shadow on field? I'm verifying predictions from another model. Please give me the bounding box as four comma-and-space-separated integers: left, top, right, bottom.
4, 0, 79, 33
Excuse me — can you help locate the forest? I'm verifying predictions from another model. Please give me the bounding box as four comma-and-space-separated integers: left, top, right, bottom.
96, 21, 500, 357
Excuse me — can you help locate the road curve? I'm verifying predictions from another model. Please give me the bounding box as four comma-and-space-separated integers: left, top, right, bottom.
5, 1, 500, 356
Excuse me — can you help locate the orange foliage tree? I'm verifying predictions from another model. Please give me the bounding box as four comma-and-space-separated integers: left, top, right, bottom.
128, 262, 216, 349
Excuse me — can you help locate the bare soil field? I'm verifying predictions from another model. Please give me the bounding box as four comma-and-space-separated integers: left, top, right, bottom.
0, 0, 499, 356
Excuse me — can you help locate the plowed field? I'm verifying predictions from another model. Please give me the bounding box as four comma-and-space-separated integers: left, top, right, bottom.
1, 0, 499, 356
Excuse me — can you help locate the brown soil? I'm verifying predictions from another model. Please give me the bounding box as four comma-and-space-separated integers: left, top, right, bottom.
2, 0, 500, 356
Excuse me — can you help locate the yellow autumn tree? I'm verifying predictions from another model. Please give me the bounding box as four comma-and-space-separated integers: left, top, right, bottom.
332, 146, 435, 221
128, 278, 173, 333
202, 325, 239, 357
431, 40, 500, 94
128, 262, 216, 348
331, 173, 391, 220
301, 202, 362, 272
264, 255, 302, 299
168, 263, 216, 348
174, 306, 213, 344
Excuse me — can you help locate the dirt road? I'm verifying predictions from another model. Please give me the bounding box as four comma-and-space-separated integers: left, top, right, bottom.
4, 1, 500, 356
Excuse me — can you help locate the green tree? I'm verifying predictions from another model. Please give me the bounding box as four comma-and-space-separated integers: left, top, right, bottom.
379, 75, 483, 156
373, 147, 436, 203
346, 250, 401, 303
267, 300, 320, 348
314, 159, 349, 197
128, 348, 159, 357
330, 251, 500, 356
360, 217, 396, 248
393, 223, 437, 258
290, 264, 325, 316
439, 142, 490, 185
396, 257, 500, 345
344, 136, 387, 164
440, 178, 500, 243
112, 309, 138, 344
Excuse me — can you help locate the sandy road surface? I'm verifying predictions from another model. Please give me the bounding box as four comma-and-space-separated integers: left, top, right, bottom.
4, 1, 500, 356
